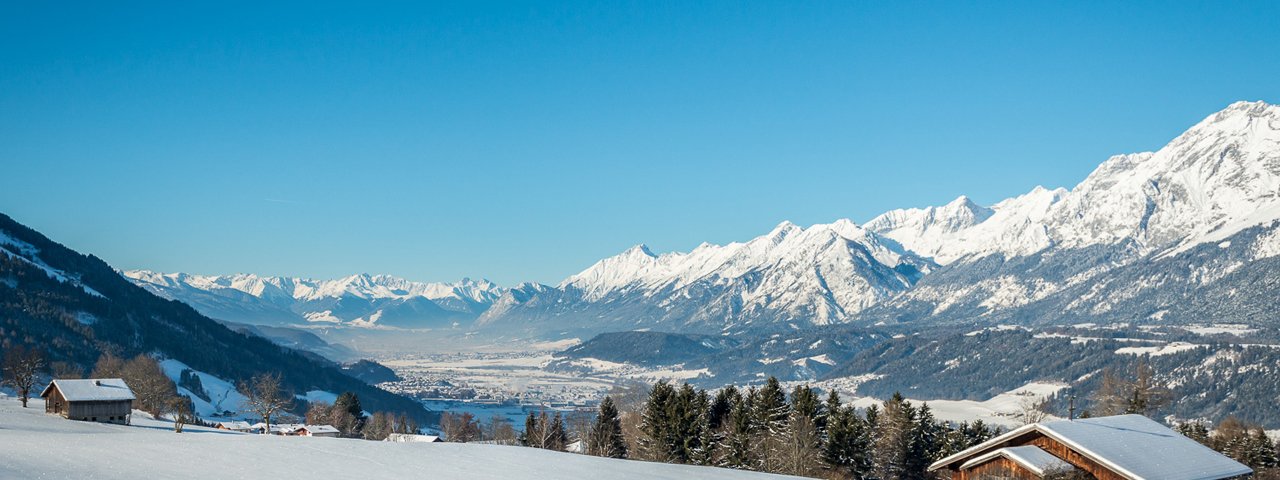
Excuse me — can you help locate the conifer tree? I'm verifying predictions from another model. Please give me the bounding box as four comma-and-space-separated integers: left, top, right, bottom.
521, 411, 540, 447
547, 412, 568, 451
753, 377, 791, 471
822, 393, 872, 479
708, 386, 736, 432
588, 396, 628, 458
907, 403, 944, 474
638, 380, 676, 461
719, 387, 758, 470
873, 392, 916, 479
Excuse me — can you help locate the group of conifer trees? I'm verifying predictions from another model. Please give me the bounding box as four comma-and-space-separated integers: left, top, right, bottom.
580, 377, 997, 479
1177, 416, 1280, 478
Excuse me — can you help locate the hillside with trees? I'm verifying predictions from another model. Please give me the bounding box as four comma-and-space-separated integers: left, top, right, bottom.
0, 212, 428, 421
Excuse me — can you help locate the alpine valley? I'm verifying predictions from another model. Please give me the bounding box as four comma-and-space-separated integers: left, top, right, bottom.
19, 100, 1280, 427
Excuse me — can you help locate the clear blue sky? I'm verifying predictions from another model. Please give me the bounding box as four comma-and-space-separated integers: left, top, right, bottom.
2, 1, 1277, 285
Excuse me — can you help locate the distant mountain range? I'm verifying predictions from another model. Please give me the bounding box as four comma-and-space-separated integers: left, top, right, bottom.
123, 271, 502, 329
127, 101, 1280, 336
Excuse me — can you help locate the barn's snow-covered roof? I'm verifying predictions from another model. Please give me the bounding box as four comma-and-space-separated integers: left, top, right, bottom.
301, 425, 339, 434
959, 445, 1075, 475
41, 379, 135, 402
930, 414, 1253, 480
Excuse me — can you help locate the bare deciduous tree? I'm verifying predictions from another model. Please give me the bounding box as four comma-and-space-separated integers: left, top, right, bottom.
1017, 396, 1050, 425
239, 372, 292, 434
122, 355, 176, 417
168, 395, 193, 433
441, 412, 482, 443
486, 414, 518, 445
2, 345, 46, 408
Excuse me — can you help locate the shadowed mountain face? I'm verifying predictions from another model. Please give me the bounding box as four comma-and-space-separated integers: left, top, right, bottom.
0, 213, 430, 421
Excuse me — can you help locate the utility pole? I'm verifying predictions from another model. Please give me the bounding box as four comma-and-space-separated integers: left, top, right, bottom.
1069, 394, 1076, 421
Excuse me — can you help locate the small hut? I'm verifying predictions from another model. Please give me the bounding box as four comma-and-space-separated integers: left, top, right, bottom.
295, 425, 340, 437
214, 421, 255, 433
40, 378, 135, 425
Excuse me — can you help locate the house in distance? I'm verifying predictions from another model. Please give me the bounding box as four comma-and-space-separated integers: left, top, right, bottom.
40, 378, 136, 425
929, 414, 1253, 480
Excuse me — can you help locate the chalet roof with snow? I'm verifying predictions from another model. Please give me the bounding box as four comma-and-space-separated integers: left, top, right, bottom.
299, 425, 339, 435
930, 414, 1252, 480
215, 421, 254, 430
385, 433, 443, 443
40, 379, 135, 402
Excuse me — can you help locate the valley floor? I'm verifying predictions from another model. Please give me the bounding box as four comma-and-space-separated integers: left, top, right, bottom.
0, 397, 808, 480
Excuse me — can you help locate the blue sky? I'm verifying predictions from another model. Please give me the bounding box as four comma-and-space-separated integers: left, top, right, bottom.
2, 1, 1278, 285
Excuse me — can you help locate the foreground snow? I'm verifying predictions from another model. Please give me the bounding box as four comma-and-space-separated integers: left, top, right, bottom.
0, 398, 808, 480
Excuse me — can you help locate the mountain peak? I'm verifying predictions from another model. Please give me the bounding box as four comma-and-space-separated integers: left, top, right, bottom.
622, 244, 657, 258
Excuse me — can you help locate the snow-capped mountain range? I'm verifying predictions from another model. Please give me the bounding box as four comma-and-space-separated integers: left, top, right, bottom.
123, 271, 502, 328
128, 101, 1280, 334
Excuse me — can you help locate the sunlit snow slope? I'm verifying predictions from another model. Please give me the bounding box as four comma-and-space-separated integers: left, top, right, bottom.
0, 397, 808, 480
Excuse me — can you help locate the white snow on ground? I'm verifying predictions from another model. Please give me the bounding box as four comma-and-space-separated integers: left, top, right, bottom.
158, 359, 250, 418
792, 354, 835, 367
846, 382, 1068, 428
1181, 324, 1258, 336
1115, 342, 1204, 356
0, 398, 806, 480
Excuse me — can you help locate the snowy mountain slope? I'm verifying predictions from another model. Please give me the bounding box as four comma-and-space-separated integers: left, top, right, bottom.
124, 270, 502, 328
867, 186, 1067, 264
848, 101, 1280, 326
122, 101, 1280, 336
869, 100, 1280, 265
481, 220, 932, 334
482, 101, 1280, 334
0, 397, 808, 480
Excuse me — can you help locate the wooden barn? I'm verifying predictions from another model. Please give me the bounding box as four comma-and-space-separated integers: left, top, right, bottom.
214, 421, 255, 433
929, 414, 1253, 480
40, 378, 136, 425
294, 425, 340, 438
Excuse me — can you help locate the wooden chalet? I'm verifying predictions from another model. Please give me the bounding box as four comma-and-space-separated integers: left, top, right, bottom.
214, 421, 255, 433
40, 378, 136, 425
929, 414, 1253, 480
294, 425, 340, 437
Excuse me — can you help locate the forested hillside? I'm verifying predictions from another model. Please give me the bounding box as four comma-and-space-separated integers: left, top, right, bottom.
0, 213, 428, 421
827, 328, 1280, 427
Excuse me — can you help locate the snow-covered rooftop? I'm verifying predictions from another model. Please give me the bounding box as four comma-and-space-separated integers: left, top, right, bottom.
931, 414, 1253, 480
216, 421, 252, 429
300, 425, 339, 434
41, 379, 135, 402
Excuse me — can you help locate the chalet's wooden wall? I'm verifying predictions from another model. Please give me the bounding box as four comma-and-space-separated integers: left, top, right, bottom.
954, 457, 1040, 480
44, 388, 67, 416
66, 400, 132, 424
1027, 435, 1124, 480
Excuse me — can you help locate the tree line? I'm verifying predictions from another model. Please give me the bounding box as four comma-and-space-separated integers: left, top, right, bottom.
524, 377, 998, 479
1177, 416, 1280, 479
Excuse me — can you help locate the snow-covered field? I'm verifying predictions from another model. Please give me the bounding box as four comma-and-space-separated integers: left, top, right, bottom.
0, 397, 808, 480
844, 382, 1068, 428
